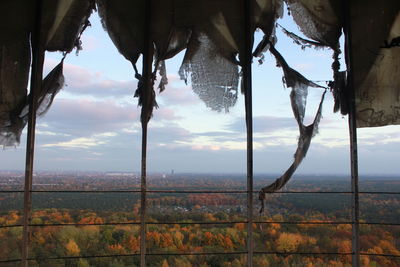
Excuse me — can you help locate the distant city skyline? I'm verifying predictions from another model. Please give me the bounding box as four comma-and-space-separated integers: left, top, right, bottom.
1, 12, 400, 175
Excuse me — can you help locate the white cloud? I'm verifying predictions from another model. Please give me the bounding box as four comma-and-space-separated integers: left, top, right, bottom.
41, 137, 106, 149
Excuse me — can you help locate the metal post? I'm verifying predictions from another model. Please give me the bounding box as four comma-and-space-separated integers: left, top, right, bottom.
140, 124, 148, 267
348, 90, 360, 267
244, 0, 254, 266
343, 1, 360, 266
22, 1, 43, 266
140, 0, 153, 266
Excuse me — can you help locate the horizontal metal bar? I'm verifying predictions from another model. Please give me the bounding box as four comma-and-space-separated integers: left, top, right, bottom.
253, 251, 353, 256
1, 190, 399, 194
148, 190, 246, 193
1, 251, 399, 264
0, 190, 140, 193
0, 222, 140, 228
2, 221, 399, 229
256, 221, 400, 226
0, 259, 21, 263
360, 252, 400, 258
147, 221, 246, 225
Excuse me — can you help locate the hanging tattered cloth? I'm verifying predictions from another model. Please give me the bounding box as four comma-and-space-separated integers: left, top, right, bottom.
0, 0, 33, 146
0, 0, 94, 147
259, 45, 326, 213
350, 0, 400, 127
98, 0, 282, 116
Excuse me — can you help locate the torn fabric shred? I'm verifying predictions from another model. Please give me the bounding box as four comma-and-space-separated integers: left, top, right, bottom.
20, 59, 65, 119
0, 0, 32, 147
278, 24, 327, 49
351, 0, 400, 127
269, 45, 325, 90
0, 0, 94, 147
280, 24, 346, 116
36, 61, 65, 116
283, 1, 345, 117
1, 59, 65, 148
43, 0, 95, 53
96, 0, 143, 65
0, 115, 26, 148
285, 0, 342, 49
157, 60, 168, 93
259, 45, 326, 214
179, 33, 239, 112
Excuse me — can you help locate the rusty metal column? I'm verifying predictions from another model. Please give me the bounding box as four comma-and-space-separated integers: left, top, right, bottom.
22, 1, 44, 266
343, 1, 360, 266
244, 0, 254, 266
140, 0, 153, 266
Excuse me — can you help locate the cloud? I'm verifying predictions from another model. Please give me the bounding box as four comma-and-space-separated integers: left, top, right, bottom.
152, 106, 182, 121
63, 63, 136, 97
80, 34, 99, 51
148, 123, 192, 144
228, 115, 297, 133
43, 58, 136, 98
42, 136, 107, 149
37, 98, 139, 137
157, 74, 200, 106
293, 62, 314, 72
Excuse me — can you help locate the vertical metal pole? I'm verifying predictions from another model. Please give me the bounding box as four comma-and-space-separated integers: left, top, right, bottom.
140, 0, 152, 266
140, 123, 148, 267
348, 63, 361, 267
244, 0, 254, 266
343, 1, 360, 266
22, 1, 43, 266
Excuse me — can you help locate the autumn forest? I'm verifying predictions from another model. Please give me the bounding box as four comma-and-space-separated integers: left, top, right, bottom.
0, 172, 399, 266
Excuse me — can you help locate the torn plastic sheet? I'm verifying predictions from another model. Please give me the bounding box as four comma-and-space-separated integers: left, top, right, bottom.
259, 45, 326, 213
179, 33, 239, 112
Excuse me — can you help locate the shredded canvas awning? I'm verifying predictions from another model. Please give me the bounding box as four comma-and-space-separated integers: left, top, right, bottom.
0, 0, 94, 146
0, 0, 399, 200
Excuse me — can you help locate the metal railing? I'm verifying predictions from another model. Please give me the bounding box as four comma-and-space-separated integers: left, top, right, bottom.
0, 189, 399, 265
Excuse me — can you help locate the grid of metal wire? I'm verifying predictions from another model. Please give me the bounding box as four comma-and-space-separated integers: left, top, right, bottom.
0, 1, 399, 267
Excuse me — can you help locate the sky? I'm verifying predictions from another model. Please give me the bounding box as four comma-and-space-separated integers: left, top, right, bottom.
1, 9, 400, 175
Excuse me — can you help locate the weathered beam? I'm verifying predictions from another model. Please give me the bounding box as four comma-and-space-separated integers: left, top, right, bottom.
343, 1, 360, 266
244, 0, 254, 266
22, 1, 44, 266
140, 0, 153, 266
